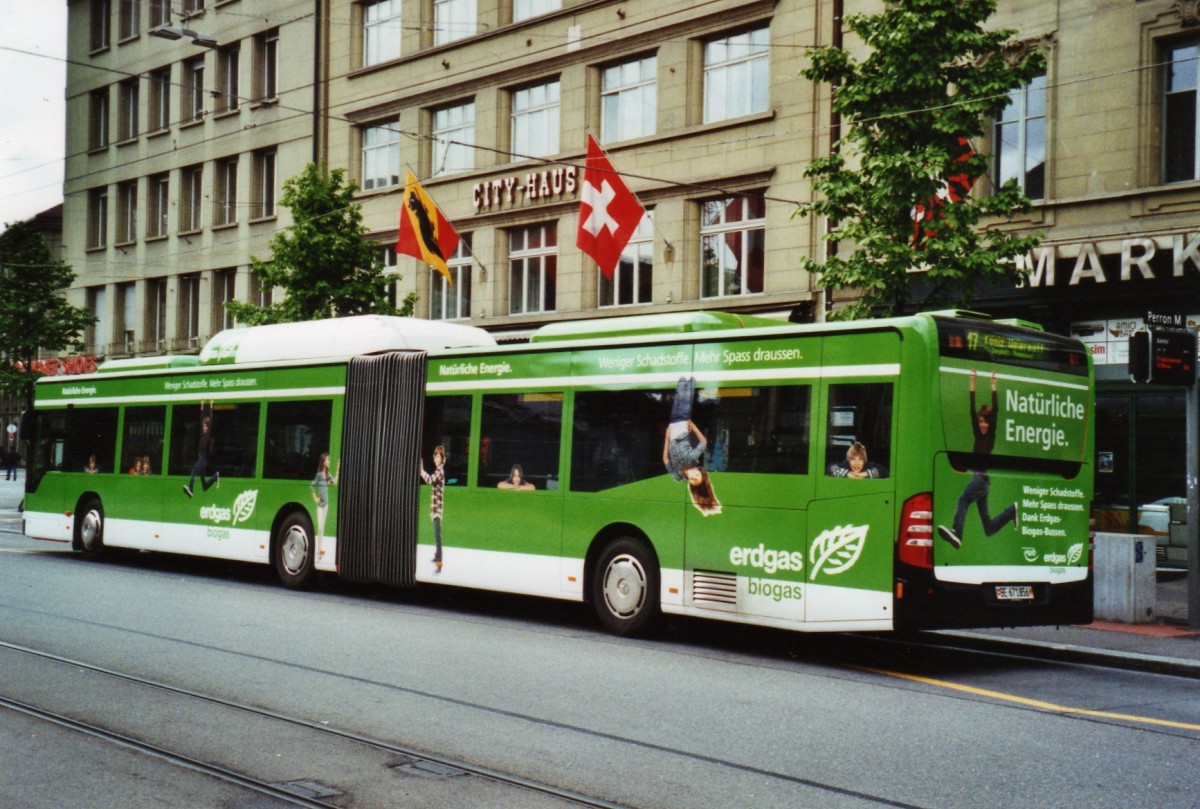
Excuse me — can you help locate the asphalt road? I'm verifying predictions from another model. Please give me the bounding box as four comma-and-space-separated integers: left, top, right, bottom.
2, 528, 1199, 808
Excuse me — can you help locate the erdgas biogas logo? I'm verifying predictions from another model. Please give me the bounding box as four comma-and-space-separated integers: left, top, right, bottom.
729, 543, 805, 575
809, 524, 868, 578
199, 490, 258, 526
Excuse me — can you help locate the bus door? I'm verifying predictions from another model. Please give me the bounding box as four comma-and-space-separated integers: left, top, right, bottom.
930, 320, 1092, 596
806, 366, 899, 625
681, 335, 819, 623
465, 389, 567, 598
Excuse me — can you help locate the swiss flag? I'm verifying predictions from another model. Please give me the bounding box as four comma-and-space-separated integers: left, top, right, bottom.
576, 134, 645, 280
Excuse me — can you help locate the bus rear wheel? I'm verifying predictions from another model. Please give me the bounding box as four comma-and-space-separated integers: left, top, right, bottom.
274, 511, 316, 589
592, 537, 660, 637
76, 497, 105, 558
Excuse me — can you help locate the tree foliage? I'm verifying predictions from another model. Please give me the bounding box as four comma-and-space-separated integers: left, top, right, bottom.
0, 220, 95, 406
226, 163, 414, 325
797, 0, 1044, 319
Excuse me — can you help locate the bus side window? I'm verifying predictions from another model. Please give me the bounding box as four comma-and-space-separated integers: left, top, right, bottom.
478, 393, 563, 489
571, 389, 671, 492
422, 395, 471, 486
168, 401, 261, 479
121, 406, 166, 475
690, 384, 810, 475
66, 407, 119, 474
264, 400, 333, 480
825, 383, 893, 479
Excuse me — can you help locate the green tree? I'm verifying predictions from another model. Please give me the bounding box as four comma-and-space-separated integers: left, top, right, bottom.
0, 221, 95, 407
226, 163, 414, 325
797, 0, 1044, 319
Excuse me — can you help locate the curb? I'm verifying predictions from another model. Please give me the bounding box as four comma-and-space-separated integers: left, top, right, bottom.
935, 629, 1200, 679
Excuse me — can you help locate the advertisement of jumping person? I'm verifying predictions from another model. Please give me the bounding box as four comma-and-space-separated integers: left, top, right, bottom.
932, 318, 1092, 588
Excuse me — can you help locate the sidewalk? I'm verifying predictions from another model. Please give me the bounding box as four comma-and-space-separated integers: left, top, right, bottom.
2, 472, 1197, 674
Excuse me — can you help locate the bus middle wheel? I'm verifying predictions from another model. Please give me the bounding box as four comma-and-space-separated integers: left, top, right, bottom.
274, 511, 317, 589
592, 537, 660, 637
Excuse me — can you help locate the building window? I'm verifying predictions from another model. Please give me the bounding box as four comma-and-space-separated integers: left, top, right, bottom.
87, 287, 108, 353
180, 164, 203, 232
362, 122, 400, 190
509, 224, 556, 314
91, 0, 111, 51
700, 195, 765, 298
431, 236, 472, 320
89, 88, 109, 150
88, 188, 109, 249
1165, 41, 1199, 183
117, 282, 136, 353
119, 0, 139, 40
149, 0, 170, 28
149, 67, 171, 132
215, 269, 237, 331
215, 44, 240, 114
116, 181, 138, 245
178, 273, 201, 347
147, 173, 169, 238
118, 78, 139, 141
249, 273, 273, 310
994, 73, 1045, 200
703, 27, 769, 124
511, 80, 559, 160
181, 0, 204, 16
255, 29, 279, 100
601, 55, 656, 143
432, 102, 474, 176
214, 157, 238, 226
182, 56, 205, 123
147, 278, 167, 351
253, 149, 277, 218
600, 210, 653, 307
363, 0, 402, 66
514, 0, 559, 22
434, 0, 475, 46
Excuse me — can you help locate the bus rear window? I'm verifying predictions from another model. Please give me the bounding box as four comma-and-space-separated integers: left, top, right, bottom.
935, 318, 1088, 376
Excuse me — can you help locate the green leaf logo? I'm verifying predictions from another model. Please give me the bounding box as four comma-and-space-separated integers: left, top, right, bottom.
809, 524, 868, 578
1067, 542, 1084, 565
231, 490, 258, 526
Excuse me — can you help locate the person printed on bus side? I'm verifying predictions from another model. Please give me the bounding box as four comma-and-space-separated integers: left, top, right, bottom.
85, 454, 99, 474
663, 376, 722, 516
140, 455, 153, 475
310, 452, 339, 544
183, 399, 219, 498
827, 441, 886, 479
497, 463, 535, 491
419, 446, 447, 573
937, 370, 1018, 549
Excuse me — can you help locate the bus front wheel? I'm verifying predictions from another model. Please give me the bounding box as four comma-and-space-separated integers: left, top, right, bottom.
76, 497, 104, 558
592, 537, 660, 637
274, 511, 316, 589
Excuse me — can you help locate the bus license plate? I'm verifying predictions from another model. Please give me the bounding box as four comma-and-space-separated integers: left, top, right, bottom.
995, 585, 1034, 601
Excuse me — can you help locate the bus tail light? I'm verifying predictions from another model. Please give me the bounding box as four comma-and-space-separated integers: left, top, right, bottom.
898, 492, 934, 569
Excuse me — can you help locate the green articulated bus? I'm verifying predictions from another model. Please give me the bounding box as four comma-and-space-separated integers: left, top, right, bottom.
22, 310, 1095, 635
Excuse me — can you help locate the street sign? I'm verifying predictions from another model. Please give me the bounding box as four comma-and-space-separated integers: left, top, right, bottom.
1145, 311, 1185, 329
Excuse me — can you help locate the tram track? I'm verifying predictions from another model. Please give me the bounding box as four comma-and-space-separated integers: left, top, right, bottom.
0, 639, 629, 809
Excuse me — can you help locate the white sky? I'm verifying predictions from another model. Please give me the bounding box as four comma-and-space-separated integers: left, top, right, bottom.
0, 2, 68, 229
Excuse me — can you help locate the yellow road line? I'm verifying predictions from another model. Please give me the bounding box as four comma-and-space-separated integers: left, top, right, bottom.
862, 666, 1200, 732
